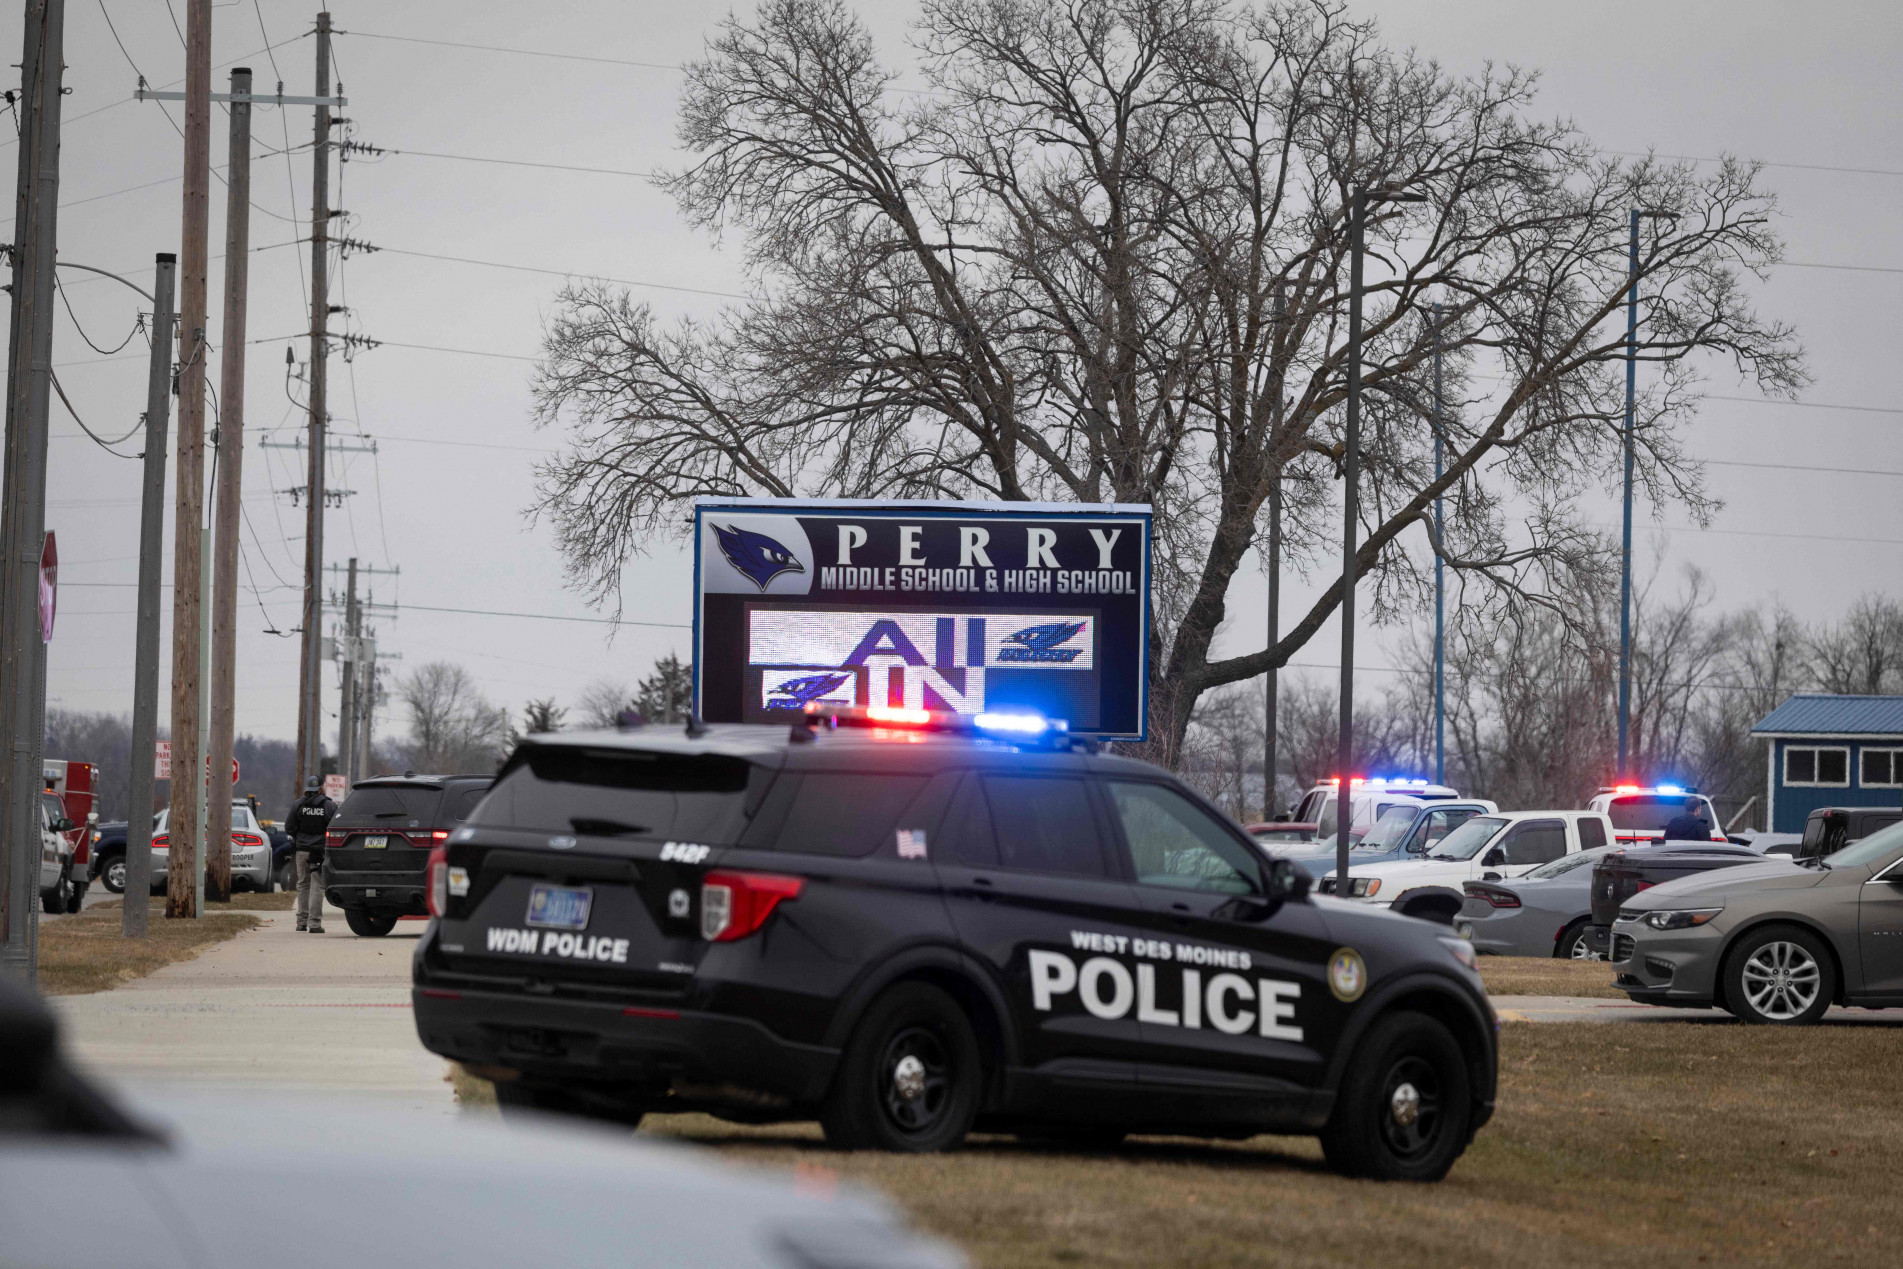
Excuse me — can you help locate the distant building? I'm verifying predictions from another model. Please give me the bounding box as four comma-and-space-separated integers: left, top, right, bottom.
1750, 694, 1903, 833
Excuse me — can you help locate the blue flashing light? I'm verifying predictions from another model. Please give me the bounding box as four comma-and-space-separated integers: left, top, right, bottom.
974, 711, 1065, 736
1655, 783, 1685, 796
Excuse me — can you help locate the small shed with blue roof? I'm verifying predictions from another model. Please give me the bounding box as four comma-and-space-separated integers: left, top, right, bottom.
1750, 694, 1903, 832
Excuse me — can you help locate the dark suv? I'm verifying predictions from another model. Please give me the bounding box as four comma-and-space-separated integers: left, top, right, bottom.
324, 775, 492, 937
411, 708, 1497, 1181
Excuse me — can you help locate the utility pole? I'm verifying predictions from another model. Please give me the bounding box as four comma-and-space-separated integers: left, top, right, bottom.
124, 256, 178, 939
337, 557, 358, 779
0, 0, 66, 982
164, 0, 213, 920
205, 67, 253, 904
1432, 303, 1446, 788
294, 11, 335, 799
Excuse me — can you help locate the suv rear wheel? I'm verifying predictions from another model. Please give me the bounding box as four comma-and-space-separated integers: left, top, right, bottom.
821, 983, 981, 1153
1320, 1010, 1472, 1181
344, 908, 399, 938
1723, 925, 1834, 1026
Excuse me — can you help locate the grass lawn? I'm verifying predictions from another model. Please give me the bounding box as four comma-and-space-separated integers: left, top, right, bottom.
1477, 955, 1624, 999
458, 1022, 1903, 1267
38, 893, 283, 994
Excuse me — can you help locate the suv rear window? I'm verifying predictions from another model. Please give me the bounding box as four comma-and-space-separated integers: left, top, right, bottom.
471, 745, 765, 842
340, 785, 446, 824
1607, 795, 1706, 832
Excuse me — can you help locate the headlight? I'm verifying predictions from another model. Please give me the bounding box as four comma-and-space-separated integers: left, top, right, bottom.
1641, 908, 1722, 931
1437, 935, 1478, 970
1349, 877, 1382, 898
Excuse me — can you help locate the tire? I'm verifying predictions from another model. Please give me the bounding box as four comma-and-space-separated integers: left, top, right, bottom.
495, 1081, 645, 1129
1557, 921, 1602, 961
41, 872, 71, 915
820, 983, 982, 1153
1320, 1010, 1473, 1182
1722, 925, 1835, 1026
344, 908, 400, 937
274, 858, 294, 894
66, 880, 87, 914
100, 853, 127, 895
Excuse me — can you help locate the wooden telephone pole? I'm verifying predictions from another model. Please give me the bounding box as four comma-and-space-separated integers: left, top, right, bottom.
293, 11, 335, 799
164, 0, 213, 919
205, 67, 253, 903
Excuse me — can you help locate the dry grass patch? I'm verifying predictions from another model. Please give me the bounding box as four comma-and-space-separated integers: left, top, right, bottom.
39, 898, 261, 995
1478, 955, 1624, 999
457, 1021, 1901, 1267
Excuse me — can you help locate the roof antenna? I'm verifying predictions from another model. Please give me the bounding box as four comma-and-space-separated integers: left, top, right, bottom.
684, 713, 710, 739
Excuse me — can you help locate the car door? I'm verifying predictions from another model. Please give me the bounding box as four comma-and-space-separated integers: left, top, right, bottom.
1488, 818, 1568, 878
1856, 848, 1903, 999
933, 764, 1151, 1097
1400, 804, 1486, 858
1099, 776, 1336, 1114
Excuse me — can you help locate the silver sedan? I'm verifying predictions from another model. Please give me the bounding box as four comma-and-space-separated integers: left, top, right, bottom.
1453, 847, 1617, 959
1611, 821, 1903, 1024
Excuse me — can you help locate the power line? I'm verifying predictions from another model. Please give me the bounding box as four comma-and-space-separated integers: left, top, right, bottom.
374, 246, 748, 299
402, 603, 689, 629
1598, 149, 1903, 181
383, 147, 661, 180
341, 28, 681, 72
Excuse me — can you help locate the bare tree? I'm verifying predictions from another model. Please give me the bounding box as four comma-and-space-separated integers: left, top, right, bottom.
1807, 596, 1903, 696
530, 0, 1804, 763
397, 663, 510, 774
573, 679, 636, 729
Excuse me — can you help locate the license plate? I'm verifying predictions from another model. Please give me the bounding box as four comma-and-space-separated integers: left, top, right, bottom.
526, 884, 593, 931
363, 835, 387, 849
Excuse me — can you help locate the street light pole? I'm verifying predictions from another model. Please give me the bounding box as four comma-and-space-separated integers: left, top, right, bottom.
1432, 302, 1445, 787
1617, 209, 1638, 783
1335, 186, 1425, 891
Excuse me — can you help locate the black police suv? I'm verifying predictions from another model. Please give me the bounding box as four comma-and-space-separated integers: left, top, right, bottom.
411, 708, 1497, 1181
324, 774, 492, 937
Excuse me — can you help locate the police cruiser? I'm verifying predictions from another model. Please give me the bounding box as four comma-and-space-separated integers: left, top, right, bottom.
411, 706, 1497, 1181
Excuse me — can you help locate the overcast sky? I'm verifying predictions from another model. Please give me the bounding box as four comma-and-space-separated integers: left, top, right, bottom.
9, 0, 1901, 754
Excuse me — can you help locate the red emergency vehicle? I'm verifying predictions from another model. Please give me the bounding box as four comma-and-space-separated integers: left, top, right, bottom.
44, 759, 99, 906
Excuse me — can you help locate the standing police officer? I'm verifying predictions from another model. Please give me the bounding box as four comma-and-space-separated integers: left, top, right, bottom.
289, 776, 338, 934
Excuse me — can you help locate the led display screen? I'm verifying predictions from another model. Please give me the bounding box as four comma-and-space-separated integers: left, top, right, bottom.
694, 500, 1152, 739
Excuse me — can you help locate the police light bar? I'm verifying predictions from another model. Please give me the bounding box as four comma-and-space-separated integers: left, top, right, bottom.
1655, 783, 1685, 796
803, 703, 1070, 741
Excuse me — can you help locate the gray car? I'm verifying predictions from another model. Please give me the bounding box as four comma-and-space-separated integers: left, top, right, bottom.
1610, 820, 1903, 1024
1267, 800, 1493, 878
1453, 846, 1618, 959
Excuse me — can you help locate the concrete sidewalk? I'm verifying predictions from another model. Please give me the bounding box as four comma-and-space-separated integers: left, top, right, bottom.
1492, 994, 1903, 1025
50, 898, 454, 1115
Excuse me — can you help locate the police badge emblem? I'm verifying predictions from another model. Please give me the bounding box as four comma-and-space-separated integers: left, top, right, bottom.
1327, 947, 1367, 1002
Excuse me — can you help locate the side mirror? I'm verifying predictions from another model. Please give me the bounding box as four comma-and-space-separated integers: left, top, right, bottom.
1264, 857, 1311, 903
55, 817, 72, 833
1481, 847, 1506, 867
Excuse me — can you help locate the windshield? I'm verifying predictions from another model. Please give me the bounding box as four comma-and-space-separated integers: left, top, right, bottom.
1524, 845, 1614, 880
1426, 815, 1507, 861
1355, 805, 1418, 851
1824, 819, 1903, 870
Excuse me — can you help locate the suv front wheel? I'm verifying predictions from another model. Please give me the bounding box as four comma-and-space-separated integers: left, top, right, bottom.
1320, 1010, 1473, 1181
821, 983, 981, 1153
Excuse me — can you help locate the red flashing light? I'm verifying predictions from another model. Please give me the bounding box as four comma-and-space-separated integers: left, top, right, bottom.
1614, 785, 1641, 795
432, 831, 450, 841
864, 705, 935, 726
701, 870, 804, 942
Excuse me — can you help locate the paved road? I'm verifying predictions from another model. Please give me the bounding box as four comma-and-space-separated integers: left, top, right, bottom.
1492, 994, 1903, 1024
50, 897, 454, 1114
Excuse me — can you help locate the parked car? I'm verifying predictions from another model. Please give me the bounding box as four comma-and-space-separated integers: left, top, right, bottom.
1581, 843, 1767, 959
1731, 830, 1804, 856
0, 975, 963, 1269
90, 801, 274, 895
1609, 820, 1903, 1024
1583, 785, 1726, 845
412, 707, 1498, 1181
37, 792, 78, 914
1785, 806, 1903, 863
1320, 810, 1615, 924
324, 774, 493, 936
1268, 800, 1495, 879
1454, 846, 1620, 958
1289, 778, 1468, 844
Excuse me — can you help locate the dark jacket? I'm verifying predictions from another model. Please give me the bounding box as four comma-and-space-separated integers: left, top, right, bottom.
1661, 812, 1712, 841
289, 794, 338, 852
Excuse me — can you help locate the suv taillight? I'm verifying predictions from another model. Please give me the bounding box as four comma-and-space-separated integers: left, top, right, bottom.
700, 871, 803, 942
426, 846, 449, 917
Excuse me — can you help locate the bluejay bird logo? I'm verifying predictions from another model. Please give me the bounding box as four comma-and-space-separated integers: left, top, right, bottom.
765, 672, 851, 711
997, 621, 1086, 663
713, 523, 804, 592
